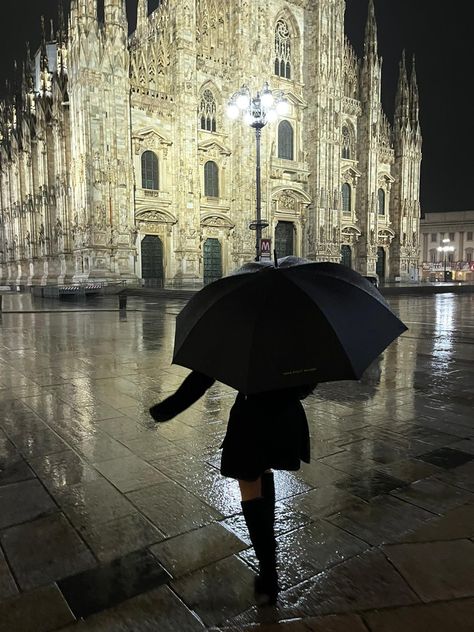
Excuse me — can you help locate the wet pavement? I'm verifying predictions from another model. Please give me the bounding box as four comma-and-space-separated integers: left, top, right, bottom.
0, 292, 473, 631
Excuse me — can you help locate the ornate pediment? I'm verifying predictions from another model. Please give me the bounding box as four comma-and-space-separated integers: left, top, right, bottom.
272, 186, 312, 204
135, 209, 177, 224
342, 225, 361, 236
378, 227, 395, 245
200, 214, 234, 229
132, 128, 172, 153
342, 165, 362, 184
198, 140, 231, 156
378, 172, 395, 186
284, 90, 307, 108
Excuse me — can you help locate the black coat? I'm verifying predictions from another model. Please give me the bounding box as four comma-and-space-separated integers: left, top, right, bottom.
150, 371, 312, 481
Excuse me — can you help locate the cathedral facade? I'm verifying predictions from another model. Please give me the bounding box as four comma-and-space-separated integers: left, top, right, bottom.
0, 0, 422, 287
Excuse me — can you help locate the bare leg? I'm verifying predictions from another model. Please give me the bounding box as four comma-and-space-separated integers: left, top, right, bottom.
238, 477, 262, 501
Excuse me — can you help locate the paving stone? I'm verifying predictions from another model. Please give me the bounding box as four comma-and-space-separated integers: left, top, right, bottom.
400, 504, 474, 542
94, 455, 169, 492
58, 549, 170, 619
0, 584, 75, 632
74, 435, 133, 464
0, 545, 18, 600
53, 478, 137, 530
363, 597, 474, 632
305, 614, 369, 631
390, 478, 474, 514
0, 513, 96, 590
384, 540, 474, 601
28, 450, 101, 492
80, 513, 165, 563
447, 438, 474, 455
151, 521, 246, 577
240, 520, 368, 591
417, 447, 474, 469
317, 451, 381, 476
327, 495, 435, 546
57, 585, 205, 631
9, 427, 68, 459
432, 460, 474, 492
335, 470, 407, 501
374, 458, 442, 484
283, 485, 367, 519
0, 457, 35, 487
295, 461, 349, 488
171, 555, 256, 627
0, 478, 57, 529
127, 481, 222, 537
286, 549, 419, 617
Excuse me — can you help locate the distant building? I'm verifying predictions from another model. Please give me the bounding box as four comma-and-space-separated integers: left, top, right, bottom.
420, 211, 474, 281
0, 0, 422, 287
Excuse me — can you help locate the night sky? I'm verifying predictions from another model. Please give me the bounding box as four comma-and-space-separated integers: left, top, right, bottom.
0, 0, 471, 213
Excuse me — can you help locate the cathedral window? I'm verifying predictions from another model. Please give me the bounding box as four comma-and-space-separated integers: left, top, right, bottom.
378, 188, 386, 215
274, 19, 291, 79
278, 121, 294, 160
199, 89, 217, 132
204, 161, 219, 197
342, 126, 351, 159
342, 183, 352, 213
141, 151, 159, 190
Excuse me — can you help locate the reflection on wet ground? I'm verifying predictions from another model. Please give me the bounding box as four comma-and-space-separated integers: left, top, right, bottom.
0, 293, 473, 631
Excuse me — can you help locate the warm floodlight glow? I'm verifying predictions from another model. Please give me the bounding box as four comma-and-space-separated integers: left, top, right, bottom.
276, 99, 289, 115
236, 92, 250, 109
266, 109, 278, 123
227, 103, 240, 119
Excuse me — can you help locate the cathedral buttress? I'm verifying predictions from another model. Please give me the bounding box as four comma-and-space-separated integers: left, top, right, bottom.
356, 0, 383, 275
303, 0, 345, 261
390, 52, 422, 280
68, 0, 136, 282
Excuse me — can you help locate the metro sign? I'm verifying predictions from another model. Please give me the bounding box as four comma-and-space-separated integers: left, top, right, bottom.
260, 238, 272, 259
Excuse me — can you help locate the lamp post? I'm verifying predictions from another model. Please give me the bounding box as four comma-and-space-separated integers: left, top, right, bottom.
437, 238, 455, 282
227, 83, 289, 261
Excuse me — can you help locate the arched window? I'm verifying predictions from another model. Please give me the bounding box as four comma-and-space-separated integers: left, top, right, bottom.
378, 188, 386, 215
199, 89, 217, 132
274, 19, 291, 79
278, 120, 294, 160
141, 151, 159, 190
342, 183, 352, 213
342, 126, 351, 159
204, 161, 219, 197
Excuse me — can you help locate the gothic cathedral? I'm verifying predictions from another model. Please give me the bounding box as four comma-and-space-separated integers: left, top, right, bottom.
0, 0, 422, 287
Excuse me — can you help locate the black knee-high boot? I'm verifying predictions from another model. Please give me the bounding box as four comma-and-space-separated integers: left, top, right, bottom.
261, 471, 275, 525
241, 496, 279, 605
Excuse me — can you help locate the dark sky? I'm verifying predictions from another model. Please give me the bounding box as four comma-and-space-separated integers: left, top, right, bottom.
0, 1, 471, 212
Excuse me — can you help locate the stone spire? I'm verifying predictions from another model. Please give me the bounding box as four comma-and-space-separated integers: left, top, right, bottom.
394, 50, 411, 134
104, 0, 128, 38
363, 0, 378, 62
137, 0, 148, 33
410, 54, 421, 135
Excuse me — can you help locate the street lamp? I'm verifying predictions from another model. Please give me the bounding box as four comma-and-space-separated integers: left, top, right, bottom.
437, 238, 455, 282
227, 82, 289, 261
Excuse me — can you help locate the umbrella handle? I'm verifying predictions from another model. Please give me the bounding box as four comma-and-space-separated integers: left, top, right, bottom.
273, 249, 279, 268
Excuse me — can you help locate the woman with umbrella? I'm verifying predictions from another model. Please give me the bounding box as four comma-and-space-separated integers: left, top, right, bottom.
149, 258, 406, 605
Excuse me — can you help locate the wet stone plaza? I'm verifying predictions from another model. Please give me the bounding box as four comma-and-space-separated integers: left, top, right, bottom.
0, 291, 473, 631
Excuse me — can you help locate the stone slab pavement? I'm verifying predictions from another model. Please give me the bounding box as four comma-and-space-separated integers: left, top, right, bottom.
0, 293, 473, 631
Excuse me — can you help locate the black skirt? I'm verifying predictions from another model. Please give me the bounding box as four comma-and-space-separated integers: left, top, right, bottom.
220, 391, 311, 481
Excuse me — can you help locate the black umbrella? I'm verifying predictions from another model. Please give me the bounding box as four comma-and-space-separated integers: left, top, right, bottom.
172, 262, 407, 394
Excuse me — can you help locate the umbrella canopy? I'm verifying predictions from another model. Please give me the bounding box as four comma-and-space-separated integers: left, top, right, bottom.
172, 262, 407, 394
